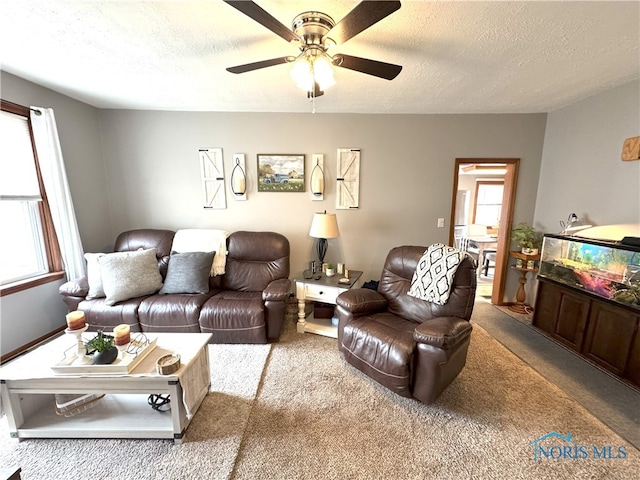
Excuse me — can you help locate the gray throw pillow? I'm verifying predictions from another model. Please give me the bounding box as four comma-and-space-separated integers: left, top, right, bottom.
159, 251, 214, 294
98, 248, 163, 306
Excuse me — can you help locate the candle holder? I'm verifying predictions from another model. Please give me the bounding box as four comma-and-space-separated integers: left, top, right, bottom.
65, 324, 92, 364
116, 342, 131, 361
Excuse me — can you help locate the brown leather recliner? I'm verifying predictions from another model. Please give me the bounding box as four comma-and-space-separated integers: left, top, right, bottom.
335, 245, 476, 404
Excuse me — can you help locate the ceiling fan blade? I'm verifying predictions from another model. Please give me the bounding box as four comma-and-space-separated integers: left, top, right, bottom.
224, 1, 299, 43
227, 57, 292, 74
333, 54, 402, 80
324, 1, 401, 45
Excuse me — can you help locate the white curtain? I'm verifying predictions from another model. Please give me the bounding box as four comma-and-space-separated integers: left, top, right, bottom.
30, 107, 86, 280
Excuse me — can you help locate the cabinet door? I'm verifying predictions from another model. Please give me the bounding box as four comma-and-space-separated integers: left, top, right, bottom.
583, 302, 638, 376
625, 328, 640, 388
554, 289, 589, 351
533, 281, 561, 333
533, 280, 589, 352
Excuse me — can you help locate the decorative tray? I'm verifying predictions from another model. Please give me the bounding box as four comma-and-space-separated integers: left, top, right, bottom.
51, 333, 157, 375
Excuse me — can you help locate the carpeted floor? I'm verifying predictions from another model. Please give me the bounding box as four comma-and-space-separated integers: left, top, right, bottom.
1, 308, 638, 479
230, 318, 639, 479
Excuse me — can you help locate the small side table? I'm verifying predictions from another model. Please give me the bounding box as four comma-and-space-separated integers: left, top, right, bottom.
294, 270, 363, 338
509, 251, 540, 314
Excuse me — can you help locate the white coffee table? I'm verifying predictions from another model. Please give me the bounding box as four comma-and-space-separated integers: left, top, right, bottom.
0, 332, 212, 444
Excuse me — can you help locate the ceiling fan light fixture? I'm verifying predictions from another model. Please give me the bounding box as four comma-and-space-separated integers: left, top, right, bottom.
224, 1, 403, 98
290, 48, 335, 93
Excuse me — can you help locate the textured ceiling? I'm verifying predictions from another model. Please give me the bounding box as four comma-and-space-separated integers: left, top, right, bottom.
1, 1, 638, 114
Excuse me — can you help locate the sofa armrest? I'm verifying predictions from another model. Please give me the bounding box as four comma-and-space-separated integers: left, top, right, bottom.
413, 317, 472, 351
263, 278, 292, 302
336, 288, 388, 315
59, 277, 90, 298
59, 277, 90, 312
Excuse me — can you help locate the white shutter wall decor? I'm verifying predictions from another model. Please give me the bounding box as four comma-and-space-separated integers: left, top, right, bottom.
199, 148, 226, 209
336, 148, 360, 209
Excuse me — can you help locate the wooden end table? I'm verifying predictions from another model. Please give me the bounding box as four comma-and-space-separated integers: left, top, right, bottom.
295, 270, 363, 338
508, 251, 540, 314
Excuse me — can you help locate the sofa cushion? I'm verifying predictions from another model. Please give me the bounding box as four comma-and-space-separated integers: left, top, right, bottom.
85, 252, 106, 299
98, 248, 163, 306
139, 293, 215, 333
78, 297, 144, 332
199, 291, 266, 343
159, 251, 214, 295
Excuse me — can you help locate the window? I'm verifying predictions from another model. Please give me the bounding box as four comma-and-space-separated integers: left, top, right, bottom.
473, 181, 503, 226
0, 100, 63, 295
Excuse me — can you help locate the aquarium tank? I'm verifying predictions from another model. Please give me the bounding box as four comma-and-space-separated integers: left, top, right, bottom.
538, 234, 640, 310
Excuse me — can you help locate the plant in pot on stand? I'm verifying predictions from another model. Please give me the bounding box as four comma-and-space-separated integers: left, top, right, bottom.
511, 222, 541, 255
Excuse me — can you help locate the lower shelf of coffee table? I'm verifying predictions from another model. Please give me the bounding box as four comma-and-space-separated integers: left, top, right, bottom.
13, 393, 179, 441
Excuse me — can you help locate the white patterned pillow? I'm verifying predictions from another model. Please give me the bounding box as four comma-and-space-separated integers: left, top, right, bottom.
98, 249, 163, 306
407, 243, 466, 305
84, 252, 106, 299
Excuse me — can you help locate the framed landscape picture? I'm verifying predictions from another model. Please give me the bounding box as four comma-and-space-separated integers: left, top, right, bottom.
257, 154, 305, 192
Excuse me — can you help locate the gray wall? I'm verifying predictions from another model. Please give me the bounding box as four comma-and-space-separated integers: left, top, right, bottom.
534, 80, 640, 232
99, 110, 546, 283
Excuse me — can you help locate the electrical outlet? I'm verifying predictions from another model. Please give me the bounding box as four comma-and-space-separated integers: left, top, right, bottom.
437, 218, 445, 228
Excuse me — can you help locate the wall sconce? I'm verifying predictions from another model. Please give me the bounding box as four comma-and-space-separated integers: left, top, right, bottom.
230, 154, 247, 201
309, 210, 340, 263
310, 154, 324, 201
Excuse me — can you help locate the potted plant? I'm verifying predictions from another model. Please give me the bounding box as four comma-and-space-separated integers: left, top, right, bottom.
511, 222, 541, 255
85, 331, 118, 365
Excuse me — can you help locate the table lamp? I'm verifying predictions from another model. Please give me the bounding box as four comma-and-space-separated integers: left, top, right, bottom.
309, 211, 340, 263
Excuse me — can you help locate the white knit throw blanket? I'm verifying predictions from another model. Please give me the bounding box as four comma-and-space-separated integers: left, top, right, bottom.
171, 229, 230, 276
407, 243, 467, 305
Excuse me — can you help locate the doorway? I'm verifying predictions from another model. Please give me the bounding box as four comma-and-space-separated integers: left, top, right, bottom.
449, 159, 519, 305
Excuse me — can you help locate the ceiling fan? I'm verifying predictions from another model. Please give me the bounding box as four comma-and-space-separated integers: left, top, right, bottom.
224, 1, 403, 98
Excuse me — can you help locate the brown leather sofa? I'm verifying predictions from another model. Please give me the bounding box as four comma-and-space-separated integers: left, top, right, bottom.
59, 229, 291, 343
335, 245, 476, 404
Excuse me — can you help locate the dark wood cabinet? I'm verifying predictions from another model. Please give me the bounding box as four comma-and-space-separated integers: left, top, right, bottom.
626, 330, 640, 386
533, 280, 589, 351
583, 301, 638, 375
533, 278, 640, 388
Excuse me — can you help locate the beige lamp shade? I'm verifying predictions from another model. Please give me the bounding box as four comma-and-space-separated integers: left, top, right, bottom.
309, 212, 340, 239
309, 212, 339, 263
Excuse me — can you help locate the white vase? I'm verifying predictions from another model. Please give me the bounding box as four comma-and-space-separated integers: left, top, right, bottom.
326, 268, 335, 277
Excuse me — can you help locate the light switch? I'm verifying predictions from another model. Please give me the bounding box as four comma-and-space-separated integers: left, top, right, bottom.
437, 218, 445, 228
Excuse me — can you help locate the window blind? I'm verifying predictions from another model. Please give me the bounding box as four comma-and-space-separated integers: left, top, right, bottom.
0, 109, 42, 201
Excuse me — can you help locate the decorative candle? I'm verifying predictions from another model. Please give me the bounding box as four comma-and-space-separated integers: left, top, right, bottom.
233, 175, 245, 195
113, 324, 131, 346
311, 174, 324, 195
66, 311, 86, 330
